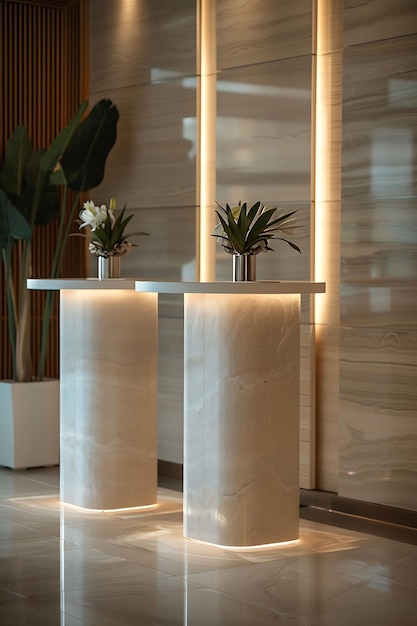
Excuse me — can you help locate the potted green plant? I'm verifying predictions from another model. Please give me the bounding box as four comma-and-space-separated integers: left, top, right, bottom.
73, 196, 149, 279
213, 200, 301, 280
0, 98, 119, 469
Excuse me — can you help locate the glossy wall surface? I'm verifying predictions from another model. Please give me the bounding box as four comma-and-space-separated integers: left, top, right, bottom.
89, 0, 197, 469
89, 0, 316, 487
89, 0, 417, 512
340, 0, 417, 510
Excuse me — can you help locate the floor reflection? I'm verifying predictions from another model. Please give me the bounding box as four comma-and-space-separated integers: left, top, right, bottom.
0, 466, 416, 625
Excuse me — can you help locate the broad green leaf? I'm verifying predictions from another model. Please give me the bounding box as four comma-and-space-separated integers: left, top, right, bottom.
41, 101, 88, 174
237, 202, 247, 233
246, 201, 262, 228
59, 99, 119, 192
0, 188, 32, 252
0, 126, 31, 197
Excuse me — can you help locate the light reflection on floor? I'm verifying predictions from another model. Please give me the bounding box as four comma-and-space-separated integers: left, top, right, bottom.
0, 466, 416, 625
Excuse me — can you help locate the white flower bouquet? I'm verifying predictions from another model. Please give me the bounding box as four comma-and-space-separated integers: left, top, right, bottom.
77, 198, 149, 257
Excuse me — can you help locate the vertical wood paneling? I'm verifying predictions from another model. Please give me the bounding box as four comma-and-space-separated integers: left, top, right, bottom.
0, 0, 89, 380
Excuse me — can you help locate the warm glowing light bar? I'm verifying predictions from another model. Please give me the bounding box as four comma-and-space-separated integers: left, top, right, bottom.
62, 501, 158, 514
186, 537, 300, 550
196, 0, 217, 281
313, 0, 343, 326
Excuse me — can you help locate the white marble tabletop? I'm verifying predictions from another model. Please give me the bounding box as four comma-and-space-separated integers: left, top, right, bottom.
28, 279, 325, 294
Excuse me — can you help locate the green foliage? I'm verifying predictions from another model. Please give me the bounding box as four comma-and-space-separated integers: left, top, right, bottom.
52, 99, 119, 191
0, 188, 32, 248
92, 205, 149, 253
0, 99, 119, 381
214, 201, 301, 255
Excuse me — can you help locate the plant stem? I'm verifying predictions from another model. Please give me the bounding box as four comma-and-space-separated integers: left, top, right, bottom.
38, 190, 81, 380
2, 247, 17, 380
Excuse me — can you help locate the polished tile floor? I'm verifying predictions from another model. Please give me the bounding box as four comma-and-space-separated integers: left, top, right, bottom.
0, 466, 416, 625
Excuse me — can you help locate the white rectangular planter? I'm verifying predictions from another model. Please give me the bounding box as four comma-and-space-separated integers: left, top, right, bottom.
0, 380, 60, 470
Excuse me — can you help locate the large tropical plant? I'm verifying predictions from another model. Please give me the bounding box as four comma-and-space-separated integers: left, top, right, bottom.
0, 98, 119, 382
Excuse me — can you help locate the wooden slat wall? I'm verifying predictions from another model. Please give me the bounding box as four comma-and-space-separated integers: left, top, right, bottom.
0, 0, 89, 380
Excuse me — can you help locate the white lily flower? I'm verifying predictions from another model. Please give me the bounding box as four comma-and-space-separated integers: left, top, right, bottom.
75, 197, 149, 257
79, 201, 110, 231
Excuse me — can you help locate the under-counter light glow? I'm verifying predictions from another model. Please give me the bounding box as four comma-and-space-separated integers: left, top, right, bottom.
62, 501, 158, 514
185, 536, 300, 550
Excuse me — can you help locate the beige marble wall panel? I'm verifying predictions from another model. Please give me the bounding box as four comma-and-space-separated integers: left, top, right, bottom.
216, 0, 312, 69
344, 0, 417, 47
90, 80, 197, 209
157, 316, 184, 465
315, 323, 341, 492
87, 206, 197, 282
339, 327, 417, 511
341, 285, 417, 331
216, 57, 312, 203
90, 0, 196, 93
341, 197, 417, 329
342, 35, 417, 199
300, 324, 316, 489
340, 21, 417, 511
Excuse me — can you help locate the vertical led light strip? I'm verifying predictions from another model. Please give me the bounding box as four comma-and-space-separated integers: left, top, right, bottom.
312, 0, 343, 491
313, 0, 343, 325
196, 0, 217, 281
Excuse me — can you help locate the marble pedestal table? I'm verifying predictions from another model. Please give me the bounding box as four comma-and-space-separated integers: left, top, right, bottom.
28, 279, 158, 510
135, 281, 325, 547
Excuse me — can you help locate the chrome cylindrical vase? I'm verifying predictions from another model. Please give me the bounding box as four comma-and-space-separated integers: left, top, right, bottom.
232, 253, 256, 281
98, 255, 121, 279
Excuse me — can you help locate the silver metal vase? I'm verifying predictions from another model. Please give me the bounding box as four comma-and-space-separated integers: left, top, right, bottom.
232, 253, 256, 281
97, 255, 121, 279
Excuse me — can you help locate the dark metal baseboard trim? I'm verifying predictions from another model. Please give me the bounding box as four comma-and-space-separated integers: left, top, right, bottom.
300, 488, 417, 545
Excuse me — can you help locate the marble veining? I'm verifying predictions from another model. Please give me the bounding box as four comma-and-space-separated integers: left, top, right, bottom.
184, 293, 301, 546
60, 290, 158, 510
341, 12, 417, 514
344, 0, 417, 47
90, 0, 196, 93
91, 80, 197, 210
342, 34, 417, 199
216, 0, 312, 69
216, 56, 312, 203
341, 197, 417, 329
339, 326, 417, 511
